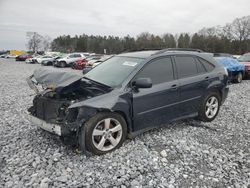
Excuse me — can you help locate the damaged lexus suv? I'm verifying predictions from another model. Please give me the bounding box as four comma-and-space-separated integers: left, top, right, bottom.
27, 49, 229, 155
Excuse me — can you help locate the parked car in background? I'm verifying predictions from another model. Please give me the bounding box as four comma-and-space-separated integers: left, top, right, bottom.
72, 59, 88, 70
0, 54, 7, 58
16, 54, 32, 61
5, 54, 17, 58
215, 57, 245, 83
41, 56, 61, 66
25, 54, 42, 64
82, 55, 113, 74
54, 53, 86, 67
33, 55, 54, 64
92, 55, 113, 67
233, 55, 241, 59
25, 58, 34, 64
85, 55, 103, 66
238, 53, 250, 78
27, 49, 229, 155
72, 55, 104, 70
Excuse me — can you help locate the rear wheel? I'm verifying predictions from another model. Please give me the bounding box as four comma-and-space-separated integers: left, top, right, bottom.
198, 92, 221, 122
234, 72, 243, 83
79, 112, 127, 155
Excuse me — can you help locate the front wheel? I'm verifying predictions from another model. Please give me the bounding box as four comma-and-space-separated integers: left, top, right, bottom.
79, 112, 127, 155
198, 92, 221, 122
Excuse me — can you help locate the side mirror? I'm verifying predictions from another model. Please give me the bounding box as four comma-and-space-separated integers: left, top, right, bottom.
133, 78, 152, 88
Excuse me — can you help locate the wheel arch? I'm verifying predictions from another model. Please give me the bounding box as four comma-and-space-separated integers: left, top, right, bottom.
75, 106, 132, 133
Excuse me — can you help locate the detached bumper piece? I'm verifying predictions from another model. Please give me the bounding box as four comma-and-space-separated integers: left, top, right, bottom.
27, 113, 62, 136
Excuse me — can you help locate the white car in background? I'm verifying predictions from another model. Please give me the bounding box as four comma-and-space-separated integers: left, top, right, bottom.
54, 53, 86, 67
5, 54, 18, 58
33, 55, 54, 64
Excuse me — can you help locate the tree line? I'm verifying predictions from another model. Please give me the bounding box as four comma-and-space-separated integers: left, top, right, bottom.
30, 15, 250, 55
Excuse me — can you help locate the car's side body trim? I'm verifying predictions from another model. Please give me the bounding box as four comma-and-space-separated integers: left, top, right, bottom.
137, 96, 201, 116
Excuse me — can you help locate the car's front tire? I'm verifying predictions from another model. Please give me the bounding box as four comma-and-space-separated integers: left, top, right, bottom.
198, 92, 221, 122
79, 112, 127, 155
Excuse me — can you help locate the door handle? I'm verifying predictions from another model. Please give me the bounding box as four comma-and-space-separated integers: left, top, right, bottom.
204, 76, 210, 81
171, 84, 178, 90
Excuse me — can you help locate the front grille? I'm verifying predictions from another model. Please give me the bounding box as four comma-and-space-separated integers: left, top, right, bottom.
34, 96, 67, 122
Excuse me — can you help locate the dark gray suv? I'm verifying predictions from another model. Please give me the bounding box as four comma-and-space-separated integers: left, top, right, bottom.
27, 49, 229, 155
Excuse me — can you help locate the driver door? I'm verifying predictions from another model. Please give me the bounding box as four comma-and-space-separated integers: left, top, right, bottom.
132, 57, 180, 131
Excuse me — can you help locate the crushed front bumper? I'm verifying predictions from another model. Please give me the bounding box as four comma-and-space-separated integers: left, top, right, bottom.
27, 113, 62, 136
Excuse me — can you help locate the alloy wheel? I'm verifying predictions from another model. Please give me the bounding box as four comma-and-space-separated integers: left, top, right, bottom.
205, 96, 219, 119
92, 118, 123, 152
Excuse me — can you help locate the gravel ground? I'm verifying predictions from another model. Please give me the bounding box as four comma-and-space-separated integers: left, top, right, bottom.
0, 58, 249, 188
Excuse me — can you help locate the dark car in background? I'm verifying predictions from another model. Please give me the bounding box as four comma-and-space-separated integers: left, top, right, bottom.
16, 54, 32, 61
238, 53, 250, 78
27, 49, 229, 155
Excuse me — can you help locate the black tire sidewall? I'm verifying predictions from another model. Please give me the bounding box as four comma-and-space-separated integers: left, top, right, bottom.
80, 112, 127, 155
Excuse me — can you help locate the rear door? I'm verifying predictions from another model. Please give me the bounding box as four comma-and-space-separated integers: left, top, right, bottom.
174, 55, 214, 115
132, 56, 180, 131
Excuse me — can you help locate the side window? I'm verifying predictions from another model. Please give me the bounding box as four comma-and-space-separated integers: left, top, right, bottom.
198, 58, 215, 72
196, 58, 207, 73
175, 56, 198, 78
135, 57, 174, 85
68, 54, 75, 58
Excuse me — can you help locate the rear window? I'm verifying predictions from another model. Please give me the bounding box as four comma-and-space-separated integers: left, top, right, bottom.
198, 58, 215, 72
195, 58, 207, 73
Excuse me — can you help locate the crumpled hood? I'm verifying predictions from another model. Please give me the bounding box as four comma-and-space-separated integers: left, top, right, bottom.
30, 68, 82, 91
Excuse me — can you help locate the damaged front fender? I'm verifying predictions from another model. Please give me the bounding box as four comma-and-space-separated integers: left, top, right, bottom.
69, 91, 133, 133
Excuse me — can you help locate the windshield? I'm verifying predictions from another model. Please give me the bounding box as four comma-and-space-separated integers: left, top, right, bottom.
238, 55, 250, 62
85, 56, 144, 87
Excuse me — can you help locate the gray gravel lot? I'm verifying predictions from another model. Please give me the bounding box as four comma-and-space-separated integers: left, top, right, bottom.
0, 58, 250, 188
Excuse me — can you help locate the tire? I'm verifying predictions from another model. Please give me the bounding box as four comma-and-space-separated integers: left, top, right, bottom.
197, 92, 221, 122
79, 112, 127, 155
60, 61, 66, 68
234, 72, 243, 83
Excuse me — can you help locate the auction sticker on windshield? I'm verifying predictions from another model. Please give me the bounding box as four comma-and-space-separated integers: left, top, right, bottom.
123, 61, 138, 66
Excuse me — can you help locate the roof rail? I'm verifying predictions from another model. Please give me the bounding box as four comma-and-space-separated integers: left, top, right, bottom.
125, 48, 162, 53
153, 48, 204, 55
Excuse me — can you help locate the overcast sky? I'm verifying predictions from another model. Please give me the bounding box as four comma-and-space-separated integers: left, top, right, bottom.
0, 0, 249, 50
